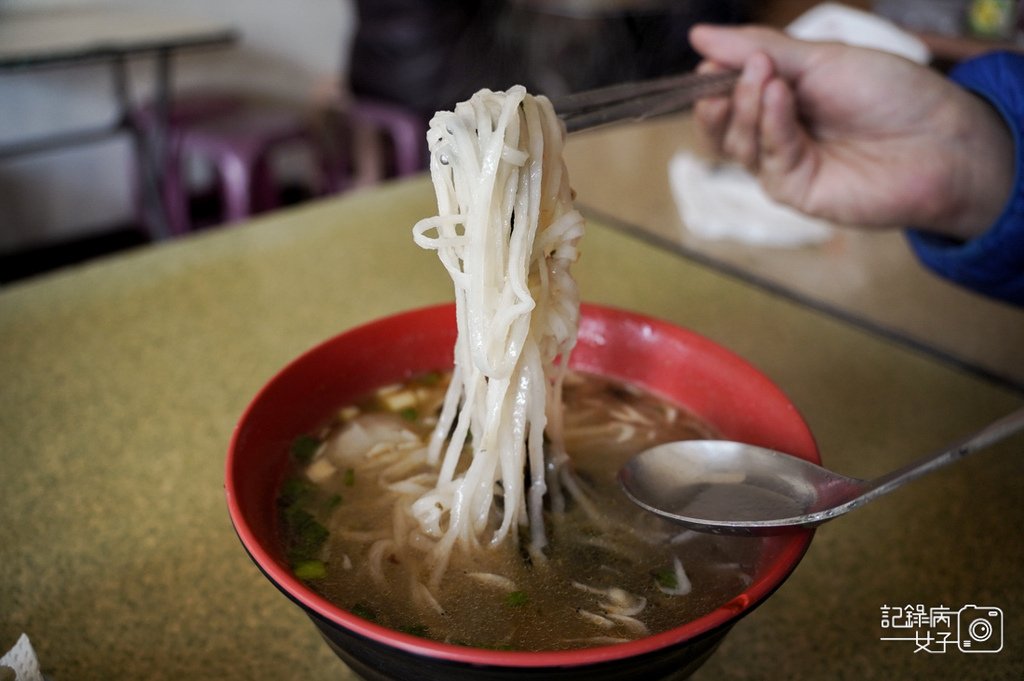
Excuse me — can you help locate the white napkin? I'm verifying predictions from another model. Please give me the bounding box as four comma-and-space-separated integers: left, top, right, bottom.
786, 2, 930, 64
0, 635, 44, 681
669, 153, 833, 247
670, 3, 930, 247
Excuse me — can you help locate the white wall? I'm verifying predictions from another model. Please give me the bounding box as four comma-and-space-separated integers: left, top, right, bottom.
0, 0, 355, 252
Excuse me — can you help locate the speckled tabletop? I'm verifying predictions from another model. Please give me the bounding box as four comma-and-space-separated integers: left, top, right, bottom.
1, 178, 1022, 680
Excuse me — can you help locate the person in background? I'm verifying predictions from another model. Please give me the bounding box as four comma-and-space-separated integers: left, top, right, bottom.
688, 24, 1023, 306
348, 0, 748, 121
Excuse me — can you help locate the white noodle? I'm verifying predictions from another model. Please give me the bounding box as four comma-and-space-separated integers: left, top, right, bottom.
412, 86, 584, 568
336, 528, 390, 542
466, 572, 518, 592
367, 539, 396, 587
599, 588, 647, 617
608, 614, 649, 636
577, 609, 615, 629
563, 636, 631, 646
669, 529, 700, 545
411, 579, 446, 616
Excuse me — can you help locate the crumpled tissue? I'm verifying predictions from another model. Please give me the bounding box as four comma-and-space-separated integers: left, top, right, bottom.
670, 3, 930, 247
669, 154, 833, 247
0, 635, 44, 681
786, 2, 930, 64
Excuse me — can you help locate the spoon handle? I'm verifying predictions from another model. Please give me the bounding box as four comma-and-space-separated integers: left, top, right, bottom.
859, 405, 1024, 504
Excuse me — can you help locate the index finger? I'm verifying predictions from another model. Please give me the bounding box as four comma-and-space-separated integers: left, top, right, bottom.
689, 24, 814, 81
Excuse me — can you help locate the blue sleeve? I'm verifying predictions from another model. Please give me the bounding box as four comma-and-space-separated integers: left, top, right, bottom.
905, 51, 1024, 306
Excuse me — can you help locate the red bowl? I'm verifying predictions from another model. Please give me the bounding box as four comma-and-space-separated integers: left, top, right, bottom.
226, 303, 818, 680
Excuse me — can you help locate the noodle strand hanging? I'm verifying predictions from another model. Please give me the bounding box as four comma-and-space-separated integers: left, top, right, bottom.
412, 86, 585, 565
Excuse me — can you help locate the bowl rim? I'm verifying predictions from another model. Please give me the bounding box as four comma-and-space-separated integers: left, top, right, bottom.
226, 302, 817, 668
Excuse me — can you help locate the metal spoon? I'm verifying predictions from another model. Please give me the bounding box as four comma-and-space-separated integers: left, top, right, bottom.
619, 406, 1024, 536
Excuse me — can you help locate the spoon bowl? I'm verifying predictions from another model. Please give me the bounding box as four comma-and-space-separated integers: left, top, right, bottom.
620, 407, 1024, 536
619, 441, 870, 535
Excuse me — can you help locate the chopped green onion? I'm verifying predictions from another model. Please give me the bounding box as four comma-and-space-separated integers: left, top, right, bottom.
654, 568, 677, 590
399, 407, 418, 421
343, 468, 356, 487
283, 507, 328, 563
417, 371, 441, 386
327, 493, 343, 509
278, 478, 314, 507
290, 434, 320, 464
506, 591, 529, 607
293, 559, 327, 581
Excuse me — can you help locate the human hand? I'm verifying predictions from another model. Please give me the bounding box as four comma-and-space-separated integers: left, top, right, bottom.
689, 24, 1014, 240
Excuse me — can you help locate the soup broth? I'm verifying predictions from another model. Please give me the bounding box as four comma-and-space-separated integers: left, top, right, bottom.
277, 370, 758, 651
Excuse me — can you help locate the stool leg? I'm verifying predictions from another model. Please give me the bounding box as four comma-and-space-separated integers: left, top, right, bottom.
297, 131, 331, 198
350, 100, 426, 177
218, 152, 253, 224
252, 154, 278, 213
322, 115, 351, 193
389, 120, 424, 177
163, 135, 192, 236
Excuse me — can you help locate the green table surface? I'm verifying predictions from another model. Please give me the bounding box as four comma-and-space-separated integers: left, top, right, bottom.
2, 178, 1022, 680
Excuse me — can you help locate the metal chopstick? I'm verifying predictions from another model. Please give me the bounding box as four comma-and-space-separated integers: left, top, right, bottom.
552, 70, 738, 133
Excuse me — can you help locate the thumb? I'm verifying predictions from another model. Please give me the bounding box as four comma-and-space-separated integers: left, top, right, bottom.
689, 25, 814, 80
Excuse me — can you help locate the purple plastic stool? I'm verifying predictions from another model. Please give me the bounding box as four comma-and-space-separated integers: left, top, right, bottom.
130, 93, 245, 235
162, 106, 330, 234
131, 93, 244, 131
133, 94, 331, 236
348, 97, 426, 177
